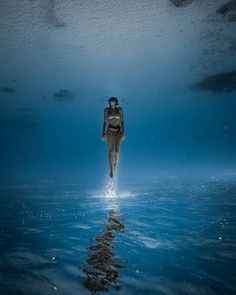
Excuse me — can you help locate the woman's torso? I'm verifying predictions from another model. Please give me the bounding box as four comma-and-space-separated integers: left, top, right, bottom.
107, 107, 121, 132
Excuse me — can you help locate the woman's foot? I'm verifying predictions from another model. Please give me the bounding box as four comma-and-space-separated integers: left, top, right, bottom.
110, 169, 113, 178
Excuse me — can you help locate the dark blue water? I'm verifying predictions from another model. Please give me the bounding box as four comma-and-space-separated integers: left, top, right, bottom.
0, 177, 235, 295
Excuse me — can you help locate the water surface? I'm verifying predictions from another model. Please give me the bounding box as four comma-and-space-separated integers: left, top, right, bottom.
0, 177, 235, 294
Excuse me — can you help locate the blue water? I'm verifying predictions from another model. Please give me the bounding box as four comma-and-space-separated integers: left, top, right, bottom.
0, 177, 235, 295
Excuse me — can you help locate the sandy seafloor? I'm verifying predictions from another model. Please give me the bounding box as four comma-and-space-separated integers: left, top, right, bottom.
0, 176, 235, 295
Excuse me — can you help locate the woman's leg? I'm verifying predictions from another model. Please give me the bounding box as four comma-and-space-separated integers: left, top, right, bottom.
114, 133, 122, 174
106, 131, 115, 178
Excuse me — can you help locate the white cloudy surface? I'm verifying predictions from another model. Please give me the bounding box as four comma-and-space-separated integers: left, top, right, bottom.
0, 0, 235, 105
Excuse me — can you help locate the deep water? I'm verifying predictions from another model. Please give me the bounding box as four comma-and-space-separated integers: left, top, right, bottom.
1, 1, 236, 294
0, 177, 235, 295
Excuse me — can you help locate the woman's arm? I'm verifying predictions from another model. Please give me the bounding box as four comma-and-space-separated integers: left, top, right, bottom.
102, 108, 108, 135
120, 108, 125, 133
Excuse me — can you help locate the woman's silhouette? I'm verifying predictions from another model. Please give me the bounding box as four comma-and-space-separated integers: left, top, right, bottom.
101, 97, 125, 178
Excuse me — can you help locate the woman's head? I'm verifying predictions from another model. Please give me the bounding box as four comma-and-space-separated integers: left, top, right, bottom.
108, 97, 118, 107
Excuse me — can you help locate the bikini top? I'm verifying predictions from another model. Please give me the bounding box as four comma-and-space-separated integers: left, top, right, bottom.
107, 107, 121, 120
108, 114, 120, 119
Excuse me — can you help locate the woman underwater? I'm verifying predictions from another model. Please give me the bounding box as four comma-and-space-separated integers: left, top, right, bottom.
101, 97, 126, 178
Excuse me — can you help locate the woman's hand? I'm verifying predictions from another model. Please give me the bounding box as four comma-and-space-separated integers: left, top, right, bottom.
120, 131, 126, 141
101, 133, 107, 141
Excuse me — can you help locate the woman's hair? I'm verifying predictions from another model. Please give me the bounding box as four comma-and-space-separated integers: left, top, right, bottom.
108, 96, 119, 105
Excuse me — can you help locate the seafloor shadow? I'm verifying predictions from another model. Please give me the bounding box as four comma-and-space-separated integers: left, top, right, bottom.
81, 195, 126, 294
